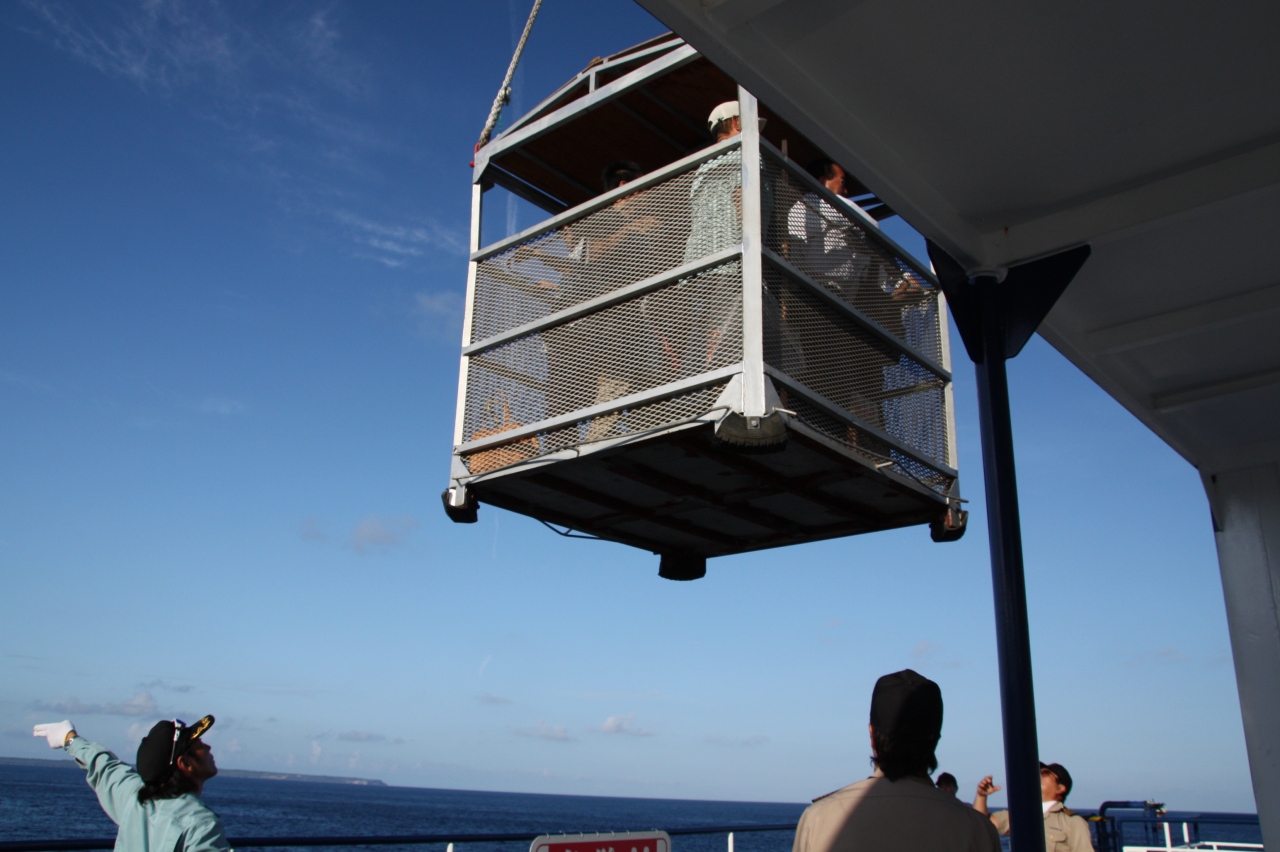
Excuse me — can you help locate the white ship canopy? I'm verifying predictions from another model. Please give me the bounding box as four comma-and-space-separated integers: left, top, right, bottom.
635, 0, 1280, 474
633, 0, 1280, 837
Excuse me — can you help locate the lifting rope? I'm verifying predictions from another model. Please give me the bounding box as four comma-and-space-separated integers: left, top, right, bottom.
475, 0, 543, 153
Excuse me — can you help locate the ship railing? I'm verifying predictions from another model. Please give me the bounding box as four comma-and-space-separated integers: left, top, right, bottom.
1121, 842, 1263, 852
0, 822, 799, 852
1091, 808, 1263, 852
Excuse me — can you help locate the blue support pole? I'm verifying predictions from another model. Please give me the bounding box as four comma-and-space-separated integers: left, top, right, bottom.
928, 244, 1091, 852
974, 275, 1043, 852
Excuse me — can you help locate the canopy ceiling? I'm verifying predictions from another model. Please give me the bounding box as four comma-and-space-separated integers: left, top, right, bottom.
635, 0, 1280, 473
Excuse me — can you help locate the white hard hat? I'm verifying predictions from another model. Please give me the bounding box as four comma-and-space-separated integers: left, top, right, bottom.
706, 101, 740, 132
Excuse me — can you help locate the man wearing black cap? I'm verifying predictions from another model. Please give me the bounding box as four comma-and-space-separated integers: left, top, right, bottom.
973, 762, 1094, 851
34, 716, 229, 852
792, 670, 999, 852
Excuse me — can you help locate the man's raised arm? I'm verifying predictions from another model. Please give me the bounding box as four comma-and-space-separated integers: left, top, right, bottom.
35, 720, 143, 824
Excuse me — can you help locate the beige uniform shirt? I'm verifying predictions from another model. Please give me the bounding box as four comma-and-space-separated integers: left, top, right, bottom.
793, 771, 1001, 852
992, 802, 1094, 852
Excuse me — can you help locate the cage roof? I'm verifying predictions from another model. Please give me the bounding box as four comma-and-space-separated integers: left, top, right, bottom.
473, 35, 882, 213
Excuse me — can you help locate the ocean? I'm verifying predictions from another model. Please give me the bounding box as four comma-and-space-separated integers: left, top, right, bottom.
0, 763, 1263, 852
0, 763, 805, 852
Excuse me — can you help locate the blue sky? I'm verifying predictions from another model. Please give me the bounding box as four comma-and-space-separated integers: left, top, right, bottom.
0, 0, 1254, 813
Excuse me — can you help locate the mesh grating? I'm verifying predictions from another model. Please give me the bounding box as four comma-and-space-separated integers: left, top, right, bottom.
462, 382, 730, 475
761, 152, 943, 364
472, 149, 743, 343
782, 389, 954, 495
762, 265, 950, 468
463, 261, 743, 451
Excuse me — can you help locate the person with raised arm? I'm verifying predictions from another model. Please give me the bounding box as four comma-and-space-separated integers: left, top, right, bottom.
973, 762, 1094, 852
34, 716, 230, 852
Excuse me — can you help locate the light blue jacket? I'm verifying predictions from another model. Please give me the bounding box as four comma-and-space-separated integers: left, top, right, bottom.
66, 737, 231, 852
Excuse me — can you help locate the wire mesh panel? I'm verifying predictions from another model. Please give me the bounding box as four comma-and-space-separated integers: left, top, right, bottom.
462, 260, 744, 473
761, 151, 942, 365
471, 148, 743, 344
779, 389, 954, 495
462, 381, 732, 475
762, 264, 950, 471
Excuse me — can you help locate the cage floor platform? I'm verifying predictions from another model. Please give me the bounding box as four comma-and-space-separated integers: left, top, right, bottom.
466, 421, 946, 560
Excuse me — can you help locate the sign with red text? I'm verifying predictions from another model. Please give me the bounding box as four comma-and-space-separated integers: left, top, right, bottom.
530, 831, 671, 852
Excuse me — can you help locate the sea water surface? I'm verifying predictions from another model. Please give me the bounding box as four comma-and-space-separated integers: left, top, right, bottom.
0, 764, 1263, 851
0, 764, 805, 852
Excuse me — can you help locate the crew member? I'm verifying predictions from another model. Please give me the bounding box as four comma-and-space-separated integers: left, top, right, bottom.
936, 771, 959, 797
792, 669, 1000, 852
34, 716, 229, 852
973, 762, 1094, 852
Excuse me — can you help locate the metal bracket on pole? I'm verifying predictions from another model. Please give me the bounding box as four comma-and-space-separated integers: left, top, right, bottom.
927, 241, 1090, 852
929, 245, 1091, 364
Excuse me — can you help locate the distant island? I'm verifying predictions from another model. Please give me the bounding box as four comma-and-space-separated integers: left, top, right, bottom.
0, 756, 385, 786
218, 769, 386, 786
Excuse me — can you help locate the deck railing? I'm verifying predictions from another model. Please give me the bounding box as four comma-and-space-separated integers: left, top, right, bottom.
6, 812, 1267, 852
1091, 808, 1263, 852
0, 822, 799, 852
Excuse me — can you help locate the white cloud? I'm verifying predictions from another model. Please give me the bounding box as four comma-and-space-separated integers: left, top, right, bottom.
130, 415, 184, 431
909, 640, 961, 668
16, 2, 417, 268
137, 679, 194, 693
1153, 645, 1188, 662
337, 731, 384, 742
416, 292, 461, 313
414, 291, 464, 335
367, 238, 423, 257
22, 0, 247, 94
310, 739, 322, 764
299, 517, 326, 541
362, 254, 406, 269
36, 691, 158, 717
0, 369, 55, 394
195, 396, 246, 416
516, 720, 574, 742
347, 515, 418, 554
1127, 645, 1191, 667
333, 211, 467, 266
598, 714, 654, 737
704, 734, 769, 747
911, 640, 938, 660
291, 8, 368, 99
906, 639, 957, 665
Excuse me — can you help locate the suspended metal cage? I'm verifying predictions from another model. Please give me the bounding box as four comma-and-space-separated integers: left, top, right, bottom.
445, 35, 966, 578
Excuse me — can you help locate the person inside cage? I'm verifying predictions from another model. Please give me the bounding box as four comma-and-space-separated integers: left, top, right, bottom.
785, 158, 869, 295
521, 161, 674, 437
685, 102, 744, 263
785, 158, 924, 323
526, 160, 662, 310
685, 100, 772, 365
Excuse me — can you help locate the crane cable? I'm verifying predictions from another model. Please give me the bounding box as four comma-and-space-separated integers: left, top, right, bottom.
475, 0, 543, 153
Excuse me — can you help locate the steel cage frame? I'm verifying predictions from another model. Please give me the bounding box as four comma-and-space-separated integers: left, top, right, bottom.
449, 53, 960, 508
